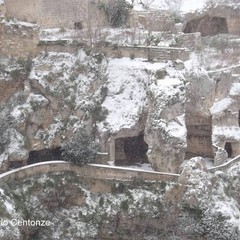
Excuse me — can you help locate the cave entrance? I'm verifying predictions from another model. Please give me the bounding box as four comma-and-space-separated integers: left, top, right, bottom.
74, 21, 83, 30
224, 142, 240, 158
183, 15, 228, 36
115, 134, 149, 165
225, 142, 232, 158
27, 147, 63, 165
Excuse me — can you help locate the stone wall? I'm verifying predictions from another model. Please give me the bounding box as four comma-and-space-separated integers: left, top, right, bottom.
103, 45, 190, 61
185, 66, 215, 160
0, 161, 180, 182
0, 3, 5, 16
128, 10, 175, 32
0, 21, 39, 59
5, 0, 107, 29
185, 114, 214, 159
37, 41, 190, 61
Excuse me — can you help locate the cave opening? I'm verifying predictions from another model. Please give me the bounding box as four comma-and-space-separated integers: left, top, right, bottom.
27, 147, 63, 165
183, 15, 228, 36
225, 142, 232, 158
115, 134, 149, 165
74, 21, 83, 30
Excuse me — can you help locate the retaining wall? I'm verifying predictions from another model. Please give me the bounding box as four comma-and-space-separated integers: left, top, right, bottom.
0, 161, 180, 182
0, 21, 39, 59
103, 45, 190, 61
37, 41, 190, 61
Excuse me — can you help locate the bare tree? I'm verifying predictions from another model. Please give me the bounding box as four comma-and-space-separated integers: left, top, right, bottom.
138, 0, 155, 9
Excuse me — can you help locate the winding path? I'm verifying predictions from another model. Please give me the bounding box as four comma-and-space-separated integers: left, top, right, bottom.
208, 155, 240, 172
0, 161, 180, 182
1, 154, 239, 183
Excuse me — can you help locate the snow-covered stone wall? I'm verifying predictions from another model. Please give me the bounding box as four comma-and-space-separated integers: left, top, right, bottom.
5, 0, 107, 29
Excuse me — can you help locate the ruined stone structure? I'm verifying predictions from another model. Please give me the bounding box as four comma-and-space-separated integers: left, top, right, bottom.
128, 10, 176, 32
209, 68, 240, 164
0, 21, 39, 59
185, 114, 214, 159
5, 0, 108, 29
185, 62, 240, 165
184, 66, 215, 161
183, 5, 240, 36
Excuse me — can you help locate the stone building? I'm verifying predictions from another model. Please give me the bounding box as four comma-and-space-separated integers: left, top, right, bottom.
5, 0, 108, 29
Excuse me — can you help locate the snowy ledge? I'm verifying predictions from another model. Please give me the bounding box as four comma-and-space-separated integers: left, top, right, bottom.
90, 163, 180, 176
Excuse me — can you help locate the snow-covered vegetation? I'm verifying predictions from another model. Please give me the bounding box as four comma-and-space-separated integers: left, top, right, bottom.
0, 159, 240, 239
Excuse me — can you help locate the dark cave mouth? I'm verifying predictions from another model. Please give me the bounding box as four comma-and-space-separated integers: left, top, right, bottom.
115, 134, 149, 165
224, 142, 233, 158
27, 147, 63, 165
183, 15, 229, 37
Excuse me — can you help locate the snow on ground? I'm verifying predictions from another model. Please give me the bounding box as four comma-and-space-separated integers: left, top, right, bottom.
7, 129, 28, 161
165, 114, 186, 139
2, 19, 38, 28
230, 83, 240, 97
210, 98, 234, 116
40, 28, 77, 41
40, 27, 176, 47
98, 57, 174, 133
123, 163, 154, 171
127, 0, 207, 13
108, 161, 154, 171
212, 126, 240, 142
11, 93, 48, 123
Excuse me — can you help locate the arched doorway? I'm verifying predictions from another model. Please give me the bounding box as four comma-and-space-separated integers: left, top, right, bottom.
183, 15, 229, 36
115, 134, 149, 165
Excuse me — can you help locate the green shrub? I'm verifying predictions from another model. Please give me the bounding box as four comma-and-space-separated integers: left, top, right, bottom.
90, 102, 109, 124
99, 0, 132, 27
120, 200, 129, 212
155, 69, 167, 79
61, 128, 99, 165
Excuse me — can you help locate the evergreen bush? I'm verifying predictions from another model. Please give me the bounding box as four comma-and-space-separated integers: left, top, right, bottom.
99, 0, 132, 27
61, 128, 98, 165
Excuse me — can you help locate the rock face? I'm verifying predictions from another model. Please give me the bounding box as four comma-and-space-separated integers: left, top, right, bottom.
144, 69, 186, 173
0, 21, 39, 59
1, 1, 240, 174
0, 50, 189, 173
210, 68, 240, 164
184, 14, 229, 37
1, 158, 240, 240
184, 64, 215, 159
98, 58, 187, 172
183, 5, 240, 36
